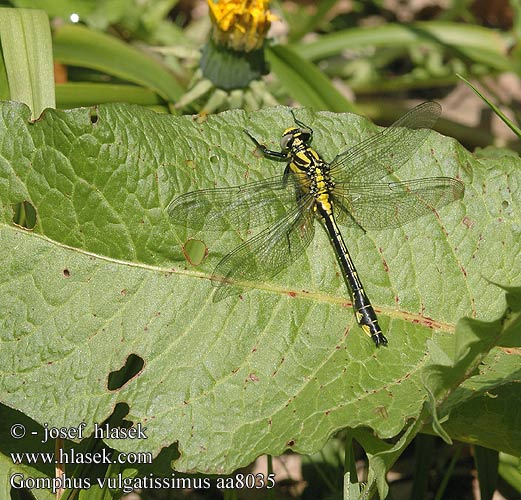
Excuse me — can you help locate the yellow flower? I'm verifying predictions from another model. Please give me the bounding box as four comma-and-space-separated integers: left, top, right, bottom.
207, 0, 277, 52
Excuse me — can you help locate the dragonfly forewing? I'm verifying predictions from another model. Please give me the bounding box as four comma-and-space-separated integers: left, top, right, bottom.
330, 101, 442, 183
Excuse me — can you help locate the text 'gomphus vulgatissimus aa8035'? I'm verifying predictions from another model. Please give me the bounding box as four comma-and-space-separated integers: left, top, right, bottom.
168, 102, 464, 347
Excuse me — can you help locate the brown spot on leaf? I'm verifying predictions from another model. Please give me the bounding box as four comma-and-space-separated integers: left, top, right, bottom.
462, 216, 475, 228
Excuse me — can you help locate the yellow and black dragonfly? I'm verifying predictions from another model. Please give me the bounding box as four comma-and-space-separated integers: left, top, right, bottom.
168, 102, 464, 347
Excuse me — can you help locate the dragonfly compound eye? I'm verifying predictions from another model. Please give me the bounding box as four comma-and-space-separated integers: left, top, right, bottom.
280, 133, 294, 150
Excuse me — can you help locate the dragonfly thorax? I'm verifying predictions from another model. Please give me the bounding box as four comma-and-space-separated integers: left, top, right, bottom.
288, 149, 336, 216
281, 126, 312, 151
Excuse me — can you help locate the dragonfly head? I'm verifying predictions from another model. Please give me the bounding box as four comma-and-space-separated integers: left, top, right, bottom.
280, 126, 313, 150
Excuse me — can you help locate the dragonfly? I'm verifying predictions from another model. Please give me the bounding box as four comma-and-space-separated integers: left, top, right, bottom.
168, 102, 464, 347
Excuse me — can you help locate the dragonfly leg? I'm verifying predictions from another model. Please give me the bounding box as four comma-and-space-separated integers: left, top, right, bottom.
290, 110, 312, 132
243, 129, 287, 160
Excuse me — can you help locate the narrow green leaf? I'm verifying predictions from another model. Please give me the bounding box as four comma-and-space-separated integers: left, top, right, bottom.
291, 22, 515, 72
266, 44, 358, 113
0, 7, 55, 118
55, 82, 165, 109
457, 73, 521, 138
425, 368, 453, 444
52, 23, 184, 103
474, 445, 499, 500
433, 444, 462, 500
343, 432, 361, 499
0, 101, 519, 476
498, 453, 521, 492
410, 434, 436, 500
0, 45, 9, 100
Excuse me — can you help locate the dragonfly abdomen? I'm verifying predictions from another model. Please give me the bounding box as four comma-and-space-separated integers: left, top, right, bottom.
319, 207, 388, 346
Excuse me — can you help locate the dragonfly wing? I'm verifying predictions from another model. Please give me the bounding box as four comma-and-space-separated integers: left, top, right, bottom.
168, 176, 299, 231
330, 101, 441, 183
333, 177, 464, 230
212, 197, 316, 301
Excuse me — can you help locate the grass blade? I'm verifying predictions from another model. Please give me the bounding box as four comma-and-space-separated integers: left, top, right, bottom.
457, 73, 521, 138
474, 445, 499, 500
266, 44, 357, 113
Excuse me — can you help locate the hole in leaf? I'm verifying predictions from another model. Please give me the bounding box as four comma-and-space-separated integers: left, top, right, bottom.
149, 441, 181, 465
63, 269, 70, 278
182, 238, 208, 266
99, 402, 134, 432
12, 201, 37, 229
107, 353, 144, 390
209, 154, 219, 165
10, 484, 33, 499
89, 107, 99, 124
104, 402, 130, 424
502, 200, 509, 209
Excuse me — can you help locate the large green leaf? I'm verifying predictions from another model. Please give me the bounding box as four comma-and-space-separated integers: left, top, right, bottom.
0, 101, 519, 478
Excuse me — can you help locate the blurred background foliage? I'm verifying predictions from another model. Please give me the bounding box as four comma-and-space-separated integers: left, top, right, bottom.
1, 0, 521, 148
1, 1, 520, 499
